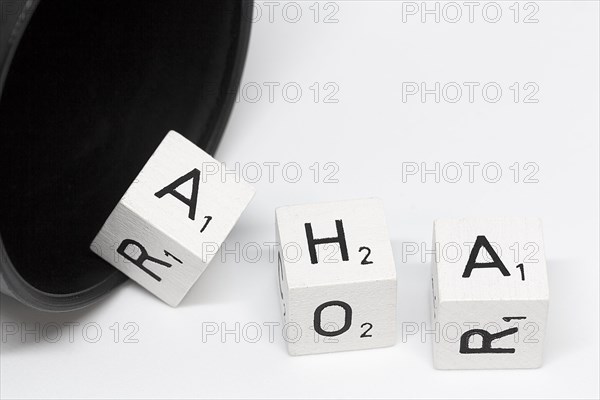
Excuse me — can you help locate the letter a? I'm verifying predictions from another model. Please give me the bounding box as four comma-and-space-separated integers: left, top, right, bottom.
462, 235, 511, 278
154, 168, 200, 220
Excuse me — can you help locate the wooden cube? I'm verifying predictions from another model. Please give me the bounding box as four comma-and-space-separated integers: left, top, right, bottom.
276, 198, 397, 355
91, 131, 255, 306
431, 217, 549, 369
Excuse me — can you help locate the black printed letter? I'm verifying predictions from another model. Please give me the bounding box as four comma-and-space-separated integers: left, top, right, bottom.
154, 168, 201, 220
462, 235, 511, 278
305, 220, 349, 264
117, 239, 172, 282
459, 328, 518, 354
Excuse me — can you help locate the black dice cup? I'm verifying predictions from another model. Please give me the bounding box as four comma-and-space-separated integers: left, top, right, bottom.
0, 0, 252, 311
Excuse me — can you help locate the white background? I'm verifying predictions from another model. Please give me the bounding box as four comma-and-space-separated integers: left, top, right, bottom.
1, 1, 599, 399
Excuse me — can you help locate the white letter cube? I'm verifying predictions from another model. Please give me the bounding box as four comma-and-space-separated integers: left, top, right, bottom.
432, 217, 549, 369
91, 131, 255, 306
276, 198, 397, 355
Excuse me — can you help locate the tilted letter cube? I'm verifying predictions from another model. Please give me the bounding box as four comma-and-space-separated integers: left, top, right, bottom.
431, 217, 549, 369
91, 131, 255, 306
276, 198, 397, 355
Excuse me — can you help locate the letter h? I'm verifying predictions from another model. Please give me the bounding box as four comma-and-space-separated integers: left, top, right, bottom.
304, 220, 349, 264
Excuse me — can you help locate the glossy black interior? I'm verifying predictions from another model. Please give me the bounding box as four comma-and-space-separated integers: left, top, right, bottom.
0, 0, 250, 299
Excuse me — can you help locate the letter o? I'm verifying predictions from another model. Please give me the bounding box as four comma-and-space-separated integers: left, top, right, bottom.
313, 300, 352, 337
